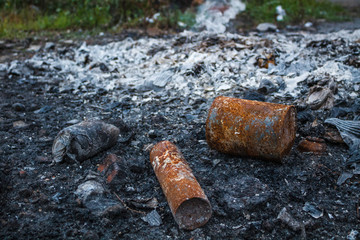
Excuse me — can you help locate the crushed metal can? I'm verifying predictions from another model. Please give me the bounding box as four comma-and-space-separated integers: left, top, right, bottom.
52, 121, 119, 163
206, 96, 296, 161
150, 141, 212, 230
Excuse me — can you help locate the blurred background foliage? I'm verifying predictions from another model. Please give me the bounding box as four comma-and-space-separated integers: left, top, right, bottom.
245, 0, 348, 25
0, 0, 198, 38
0, 0, 350, 39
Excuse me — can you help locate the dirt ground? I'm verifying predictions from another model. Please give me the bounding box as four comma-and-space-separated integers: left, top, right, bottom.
1, 21, 360, 239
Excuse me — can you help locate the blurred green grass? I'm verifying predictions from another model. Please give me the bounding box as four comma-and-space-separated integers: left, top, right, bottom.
244, 0, 350, 25
0, 0, 351, 39
0, 0, 197, 38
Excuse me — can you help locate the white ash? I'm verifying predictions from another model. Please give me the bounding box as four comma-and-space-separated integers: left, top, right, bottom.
6, 29, 360, 108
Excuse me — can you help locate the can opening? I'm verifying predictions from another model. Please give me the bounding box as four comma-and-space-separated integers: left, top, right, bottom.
174, 197, 212, 230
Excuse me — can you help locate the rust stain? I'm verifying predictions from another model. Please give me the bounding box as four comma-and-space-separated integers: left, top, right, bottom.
98, 154, 120, 183
255, 52, 276, 68
150, 141, 212, 230
297, 139, 327, 154
206, 96, 296, 162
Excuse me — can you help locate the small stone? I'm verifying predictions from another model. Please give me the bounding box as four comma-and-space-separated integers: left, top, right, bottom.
258, 79, 278, 94
304, 22, 313, 28
13, 121, 29, 128
148, 130, 157, 138
34, 105, 52, 114
306, 87, 333, 110
142, 209, 162, 226
256, 23, 277, 32
297, 139, 326, 154
44, 42, 55, 50
337, 172, 353, 185
99, 63, 109, 73
75, 180, 105, 202
66, 119, 81, 125
303, 202, 323, 219
277, 207, 303, 231
347, 230, 359, 240
12, 103, 25, 112
27, 45, 41, 52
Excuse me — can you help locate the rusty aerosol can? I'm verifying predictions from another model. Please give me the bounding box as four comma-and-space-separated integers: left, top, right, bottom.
206, 96, 296, 161
150, 141, 212, 230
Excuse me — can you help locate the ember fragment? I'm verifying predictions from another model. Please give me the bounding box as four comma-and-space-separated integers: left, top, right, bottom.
255, 51, 277, 68
206, 96, 296, 161
150, 141, 212, 230
97, 154, 121, 183
52, 121, 119, 163
297, 139, 326, 154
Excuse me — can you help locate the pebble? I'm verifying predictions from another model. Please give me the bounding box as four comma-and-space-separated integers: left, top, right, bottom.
75, 180, 105, 202
13, 121, 29, 128
277, 207, 303, 231
258, 79, 278, 94
142, 209, 162, 226
306, 87, 333, 110
12, 103, 25, 112
44, 42, 55, 50
256, 23, 277, 32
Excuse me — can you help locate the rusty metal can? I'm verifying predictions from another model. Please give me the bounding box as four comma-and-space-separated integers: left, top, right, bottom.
149, 141, 212, 230
206, 96, 296, 161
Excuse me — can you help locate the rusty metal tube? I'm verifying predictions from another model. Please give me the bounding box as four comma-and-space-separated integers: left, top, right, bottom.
206, 96, 296, 161
149, 141, 212, 230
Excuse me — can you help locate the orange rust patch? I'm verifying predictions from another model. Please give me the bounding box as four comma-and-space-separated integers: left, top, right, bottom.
98, 154, 120, 183
150, 141, 212, 230
206, 96, 296, 162
297, 139, 327, 154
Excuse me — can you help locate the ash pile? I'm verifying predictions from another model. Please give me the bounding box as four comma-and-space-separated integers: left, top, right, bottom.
1, 27, 360, 239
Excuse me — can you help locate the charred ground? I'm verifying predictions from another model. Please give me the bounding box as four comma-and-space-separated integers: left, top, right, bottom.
1, 26, 360, 239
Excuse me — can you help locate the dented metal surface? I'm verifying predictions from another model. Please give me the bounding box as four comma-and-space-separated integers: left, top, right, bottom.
149, 141, 212, 230
206, 96, 296, 161
52, 121, 119, 163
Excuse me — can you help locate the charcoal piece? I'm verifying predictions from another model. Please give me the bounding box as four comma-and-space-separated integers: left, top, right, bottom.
277, 207, 303, 232
336, 172, 353, 185
217, 176, 272, 212
302, 202, 323, 218
258, 79, 278, 94
52, 121, 119, 163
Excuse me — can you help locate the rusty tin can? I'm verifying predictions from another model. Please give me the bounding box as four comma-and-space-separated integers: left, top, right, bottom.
206, 96, 296, 161
150, 141, 212, 230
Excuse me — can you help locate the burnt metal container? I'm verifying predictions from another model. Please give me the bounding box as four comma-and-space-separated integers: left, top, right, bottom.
150, 141, 212, 230
206, 96, 296, 161
52, 121, 119, 163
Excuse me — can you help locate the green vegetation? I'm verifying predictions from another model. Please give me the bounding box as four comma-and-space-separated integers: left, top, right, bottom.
244, 0, 349, 25
0, 0, 197, 38
0, 0, 351, 39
